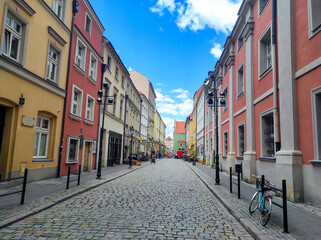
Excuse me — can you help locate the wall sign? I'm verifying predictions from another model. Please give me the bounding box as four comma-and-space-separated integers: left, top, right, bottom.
21, 115, 35, 127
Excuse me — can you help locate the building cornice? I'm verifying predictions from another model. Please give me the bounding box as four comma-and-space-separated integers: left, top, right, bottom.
241, 17, 255, 41
48, 26, 67, 46
14, 0, 36, 16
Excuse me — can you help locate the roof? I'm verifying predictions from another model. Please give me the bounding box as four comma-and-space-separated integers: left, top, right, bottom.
165, 136, 173, 141
175, 121, 186, 134
177, 139, 186, 143
194, 85, 203, 101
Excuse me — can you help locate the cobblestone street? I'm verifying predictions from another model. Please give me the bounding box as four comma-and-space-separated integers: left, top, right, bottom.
0, 159, 252, 239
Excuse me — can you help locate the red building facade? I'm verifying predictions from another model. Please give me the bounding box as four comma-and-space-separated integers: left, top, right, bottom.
205, 0, 321, 205
59, 0, 104, 176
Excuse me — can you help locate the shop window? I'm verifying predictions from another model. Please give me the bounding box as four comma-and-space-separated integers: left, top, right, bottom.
67, 137, 79, 163
238, 124, 245, 157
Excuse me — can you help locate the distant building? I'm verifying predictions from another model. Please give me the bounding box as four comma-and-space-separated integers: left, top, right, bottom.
165, 136, 173, 154
173, 120, 186, 153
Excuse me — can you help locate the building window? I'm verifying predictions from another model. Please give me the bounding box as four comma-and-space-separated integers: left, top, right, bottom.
53, 0, 65, 20
259, 27, 272, 77
237, 35, 243, 51
113, 94, 117, 115
223, 87, 228, 112
67, 137, 79, 163
237, 65, 244, 98
107, 55, 111, 71
258, 0, 269, 15
121, 76, 125, 87
237, 124, 245, 157
2, 13, 23, 62
89, 53, 97, 81
224, 63, 228, 75
223, 131, 228, 156
312, 88, 321, 160
46, 44, 60, 83
308, 0, 321, 36
115, 66, 119, 80
71, 85, 83, 117
210, 138, 213, 151
85, 13, 92, 35
75, 38, 87, 71
261, 111, 274, 157
85, 95, 95, 121
120, 99, 123, 120
33, 117, 50, 158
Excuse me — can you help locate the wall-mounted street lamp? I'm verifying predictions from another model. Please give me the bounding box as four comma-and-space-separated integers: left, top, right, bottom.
19, 94, 25, 106
205, 74, 226, 185
96, 76, 114, 179
129, 126, 134, 168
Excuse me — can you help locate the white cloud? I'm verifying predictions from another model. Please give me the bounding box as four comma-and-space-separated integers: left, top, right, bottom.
162, 117, 175, 138
150, 0, 176, 15
171, 88, 189, 99
210, 43, 223, 58
159, 27, 164, 32
150, 0, 241, 34
155, 89, 175, 103
128, 66, 134, 72
157, 102, 178, 115
176, 99, 193, 116
156, 82, 163, 86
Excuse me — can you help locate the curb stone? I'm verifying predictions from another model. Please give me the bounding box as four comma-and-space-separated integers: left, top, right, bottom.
0, 163, 150, 229
186, 162, 266, 240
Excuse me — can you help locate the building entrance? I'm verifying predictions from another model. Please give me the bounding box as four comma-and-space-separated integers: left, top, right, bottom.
108, 131, 122, 166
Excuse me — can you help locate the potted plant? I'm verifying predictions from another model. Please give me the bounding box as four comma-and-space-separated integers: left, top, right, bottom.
202, 160, 206, 165
211, 162, 216, 169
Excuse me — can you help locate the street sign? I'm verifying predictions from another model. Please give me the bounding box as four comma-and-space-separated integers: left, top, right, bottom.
138, 137, 144, 140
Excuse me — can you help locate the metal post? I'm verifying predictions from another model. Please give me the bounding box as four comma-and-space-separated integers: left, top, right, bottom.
230, 167, 232, 193
237, 169, 240, 199
261, 175, 265, 196
20, 169, 28, 204
97, 84, 108, 179
67, 166, 71, 189
282, 179, 289, 233
77, 165, 81, 186
215, 83, 220, 185
241, 162, 243, 180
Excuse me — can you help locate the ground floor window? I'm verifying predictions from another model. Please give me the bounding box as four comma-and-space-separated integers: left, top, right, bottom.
33, 116, 50, 158
67, 137, 79, 163
261, 111, 274, 157
238, 124, 245, 157
223, 131, 228, 156
312, 88, 321, 159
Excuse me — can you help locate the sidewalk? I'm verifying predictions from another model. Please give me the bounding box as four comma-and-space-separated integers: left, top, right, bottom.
0, 161, 152, 228
187, 161, 321, 240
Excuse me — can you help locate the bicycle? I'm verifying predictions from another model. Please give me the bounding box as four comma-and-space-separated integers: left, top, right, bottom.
249, 175, 273, 226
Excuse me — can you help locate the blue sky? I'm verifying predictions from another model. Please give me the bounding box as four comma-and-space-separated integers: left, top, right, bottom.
90, 0, 242, 137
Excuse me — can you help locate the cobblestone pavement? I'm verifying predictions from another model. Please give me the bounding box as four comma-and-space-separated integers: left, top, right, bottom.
0, 159, 253, 239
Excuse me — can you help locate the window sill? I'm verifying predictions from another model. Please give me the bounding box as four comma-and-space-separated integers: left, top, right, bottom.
259, 157, 276, 162
259, 66, 272, 80
310, 160, 321, 165
66, 160, 78, 164
84, 119, 94, 125
237, 92, 244, 100
69, 113, 82, 121
309, 24, 321, 39
32, 158, 54, 162
88, 76, 97, 85
115, 77, 119, 82
73, 63, 85, 76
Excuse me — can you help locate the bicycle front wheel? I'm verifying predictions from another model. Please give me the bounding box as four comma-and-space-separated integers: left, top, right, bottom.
249, 191, 259, 214
259, 196, 272, 226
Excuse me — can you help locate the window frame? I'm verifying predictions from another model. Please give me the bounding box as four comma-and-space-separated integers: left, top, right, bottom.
84, 12, 92, 36
237, 63, 244, 98
308, 0, 321, 38
45, 42, 61, 84
71, 85, 83, 118
107, 55, 111, 71
115, 66, 119, 80
33, 116, 50, 159
223, 131, 228, 157
237, 123, 245, 157
258, 0, 269, 17
52, 0, 66, 21
258, 24, 272, 79
223, 86, 228, 112
312, 86, 321, 160
88, 53, 98, 82
85, 94, 95, 122
66, 137, 80, 163
74, 37, 87, 72
260, 109, 275, 157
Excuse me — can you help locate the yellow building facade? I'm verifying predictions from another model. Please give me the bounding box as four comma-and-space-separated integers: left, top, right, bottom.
0, 0, 72, 181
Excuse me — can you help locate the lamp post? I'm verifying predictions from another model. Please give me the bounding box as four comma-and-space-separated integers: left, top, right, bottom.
206, 75, 225, 185
96, 79, 114, 179
129, 126, 134, 168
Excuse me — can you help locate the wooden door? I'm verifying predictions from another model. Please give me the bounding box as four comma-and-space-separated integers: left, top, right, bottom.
83, 142, 90, 170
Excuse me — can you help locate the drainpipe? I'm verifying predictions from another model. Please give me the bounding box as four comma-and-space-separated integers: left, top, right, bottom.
272, 0, 280, 152
203, 86, 206, 162
122, 94, 128, 163
57, 1, 78, 177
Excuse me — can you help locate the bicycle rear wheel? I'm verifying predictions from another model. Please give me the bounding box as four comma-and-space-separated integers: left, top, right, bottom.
249, 191, 259, 214
259, 196, 272, 226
